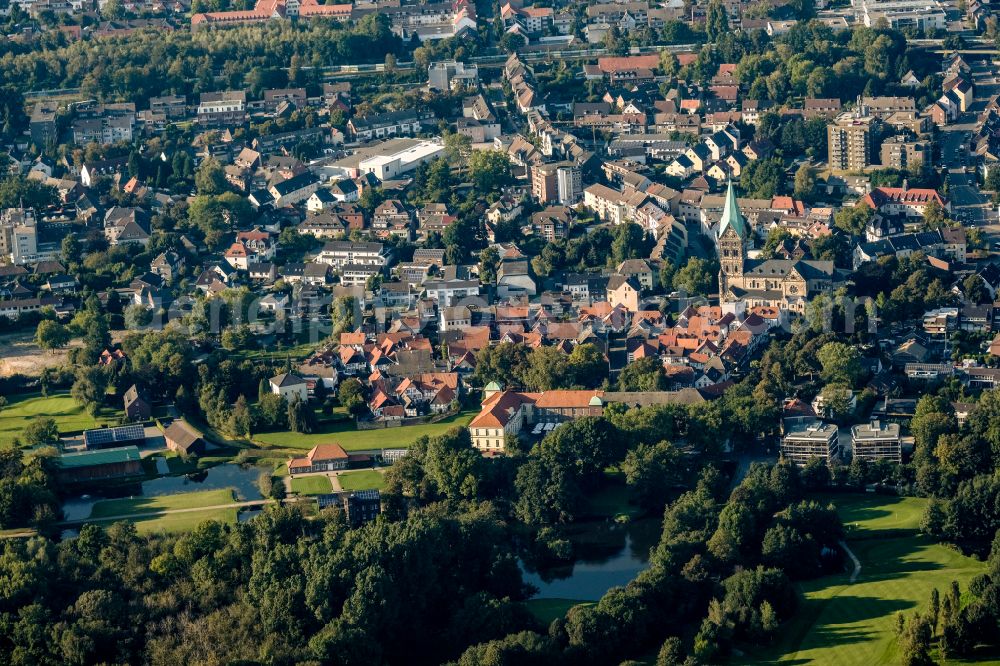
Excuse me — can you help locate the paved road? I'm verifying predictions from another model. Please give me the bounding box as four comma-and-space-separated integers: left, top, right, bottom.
607, 333, 627, 377
939, 59, 1000, 236
840, 540, 862, 583
728, 452, 777, 491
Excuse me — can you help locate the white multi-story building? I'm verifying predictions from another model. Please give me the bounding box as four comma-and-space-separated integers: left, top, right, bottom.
857, 0, 946, 30
11, 223, 38, 265
317, 241, 392, 270
72, 115, 134, 146
780, 420, 840, 465
583, 184, 628, 225
851, 420, 902, 462
358, 140, 445, 180
196, 91, 247, 127
423, 279, 480, 307
428, 61, 480, 91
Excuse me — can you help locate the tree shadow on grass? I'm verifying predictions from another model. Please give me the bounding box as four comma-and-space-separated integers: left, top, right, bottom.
90, 496, 163, 518
753, 596, 912, 666
796, 625, 881, 652
815, 493, 921, 537
742, 593, 916, 664
850, 536, 950, 579
802, 594, 915, 626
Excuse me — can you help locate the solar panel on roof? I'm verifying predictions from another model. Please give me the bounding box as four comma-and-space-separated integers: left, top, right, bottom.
83, 424, 145, 449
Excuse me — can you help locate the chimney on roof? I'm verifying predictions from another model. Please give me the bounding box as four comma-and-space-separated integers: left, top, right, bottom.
871, 419, 880, 432
902, 178, 908, 193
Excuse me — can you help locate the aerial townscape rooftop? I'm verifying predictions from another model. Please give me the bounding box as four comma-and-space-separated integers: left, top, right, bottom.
2, 0, 1000, 663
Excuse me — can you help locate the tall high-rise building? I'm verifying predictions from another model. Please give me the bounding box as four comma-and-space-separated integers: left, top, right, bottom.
1, 209, 38, 265
532, 162, 581, 205
827, 108, 876, 171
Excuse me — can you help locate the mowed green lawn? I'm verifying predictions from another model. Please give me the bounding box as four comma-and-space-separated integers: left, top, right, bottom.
128, 508, 239, 534
290, 475, 332, 495
0, 393, 115, 447
741, 494, 990, 666
89, 489, 236, 519
524, 599, 595, 625
253, 410, 476, 451
813, 492, 928, 537
338, 469, 386, 491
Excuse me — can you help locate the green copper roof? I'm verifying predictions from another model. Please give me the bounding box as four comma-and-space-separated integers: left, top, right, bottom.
718, 180, 748, 240
57, 446, 141, 468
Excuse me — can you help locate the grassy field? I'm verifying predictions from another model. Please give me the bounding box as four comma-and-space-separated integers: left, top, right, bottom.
524, 599, 595, 625
741, 494, 991, 666
290, 476, 332, 495
338, 469, 386, 491
230, 341, 318, 363
813, 492, 929, 537
0, 393, 116, 447
89, 489, 235, 519
128, 507, 239, 534
253, 410, 476, 451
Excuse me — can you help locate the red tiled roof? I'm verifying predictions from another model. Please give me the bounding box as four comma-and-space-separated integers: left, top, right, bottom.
597, 55, 660, 73
308, 443, 348, 461
469, 390, 533, 429
289, 442, 348, 468
862, 187, 947, 209
533, 390, 603, 408
341, 331, 366, 346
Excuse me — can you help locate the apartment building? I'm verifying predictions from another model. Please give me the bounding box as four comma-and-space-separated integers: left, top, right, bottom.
423, 279, 480, 307
859, 0, 946, 30
428, 61, 479, 91
149, 95, 187, 119
72, 115, 134, 145
851, 419, 902, 462
347, 109, 434, 141
780, 419, 840, 465
880, 135, 931, 171
828, 111, 876, 171
531, 162, 582, 205
29, 104, 58, 147
196, 91, 247, 127
583, 184, 628, 224
263, 87, 307, 111
1, 209, 40, 265
860, 95, 917, 119
316, 240, 392, 269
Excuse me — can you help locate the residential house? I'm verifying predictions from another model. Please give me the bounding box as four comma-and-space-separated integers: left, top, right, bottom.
287, 443, 350, 474
270, 372, 309, 402
123, 384, 151, 421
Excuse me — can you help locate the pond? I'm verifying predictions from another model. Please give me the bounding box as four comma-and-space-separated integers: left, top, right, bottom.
521, 518, 661, 602
238, 508, 264, 523
61, 462, 266, 521
143, 462, 264, 501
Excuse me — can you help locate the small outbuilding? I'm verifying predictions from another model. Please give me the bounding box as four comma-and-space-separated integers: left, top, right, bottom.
163, 420, 206, 456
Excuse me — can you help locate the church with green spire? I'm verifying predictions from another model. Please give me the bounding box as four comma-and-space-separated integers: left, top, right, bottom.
716, 180, 841, 314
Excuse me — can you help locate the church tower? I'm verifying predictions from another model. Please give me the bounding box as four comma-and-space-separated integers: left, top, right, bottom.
717, 180, 748, 299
